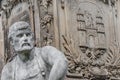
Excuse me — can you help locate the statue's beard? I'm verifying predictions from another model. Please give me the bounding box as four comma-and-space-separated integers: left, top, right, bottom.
14, 43, 34, 52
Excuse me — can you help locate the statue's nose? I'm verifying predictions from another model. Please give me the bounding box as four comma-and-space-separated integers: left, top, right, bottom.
23, 34, 28, 42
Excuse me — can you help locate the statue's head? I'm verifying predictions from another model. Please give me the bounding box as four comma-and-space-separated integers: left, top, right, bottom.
8, 21, 34, 52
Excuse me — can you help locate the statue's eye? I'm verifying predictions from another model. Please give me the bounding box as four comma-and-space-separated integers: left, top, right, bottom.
16, 34, 23, 38
26, 33, 31, 36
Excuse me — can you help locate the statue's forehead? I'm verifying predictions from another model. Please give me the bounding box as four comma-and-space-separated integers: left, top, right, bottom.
16, 29, 32, 34
16, 27, 30, 32
9, 26, 31, 35
9, 22, 30, 32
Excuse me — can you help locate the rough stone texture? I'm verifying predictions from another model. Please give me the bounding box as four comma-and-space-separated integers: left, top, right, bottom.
0, 12, 5, 77
1, 21, 68, 80
0, 0, 120, 80
56, 0, 120, 79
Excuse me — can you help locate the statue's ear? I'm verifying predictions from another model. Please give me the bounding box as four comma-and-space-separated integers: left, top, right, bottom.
9, 38, 14, 46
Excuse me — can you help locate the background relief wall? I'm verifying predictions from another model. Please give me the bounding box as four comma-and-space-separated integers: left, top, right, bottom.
0, 0, 120, 79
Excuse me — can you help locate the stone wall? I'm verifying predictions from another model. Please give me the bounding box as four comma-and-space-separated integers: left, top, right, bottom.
0, 12, 4, 77
0, 0, 120, 79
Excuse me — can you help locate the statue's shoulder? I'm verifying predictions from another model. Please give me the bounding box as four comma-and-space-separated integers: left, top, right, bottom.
35, 46, 56, 54
2, 57, 16, 72
35, 46, 57, 60
1, 58, 16, 79
41, 46, 57, 52
1, 62, 12, 80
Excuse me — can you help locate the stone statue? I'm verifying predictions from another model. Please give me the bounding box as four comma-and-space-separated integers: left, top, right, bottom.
1, 21, 68, 80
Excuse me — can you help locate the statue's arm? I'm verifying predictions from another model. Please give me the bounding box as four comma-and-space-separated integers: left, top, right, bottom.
1, 63, 13, 80
41, 46, 68, 80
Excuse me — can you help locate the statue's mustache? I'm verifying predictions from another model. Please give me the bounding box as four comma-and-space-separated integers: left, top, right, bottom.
22, 43, 31, 47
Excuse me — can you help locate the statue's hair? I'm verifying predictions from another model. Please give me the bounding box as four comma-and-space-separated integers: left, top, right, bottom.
8, 21, 31, 41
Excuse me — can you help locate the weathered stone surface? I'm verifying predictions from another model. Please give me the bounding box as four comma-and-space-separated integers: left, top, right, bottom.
0, 0, 120, 80
1, 21, 68, 80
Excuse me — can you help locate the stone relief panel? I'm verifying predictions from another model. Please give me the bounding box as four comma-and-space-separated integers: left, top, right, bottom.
59, 0, 120, 80
0, 0, 120, 79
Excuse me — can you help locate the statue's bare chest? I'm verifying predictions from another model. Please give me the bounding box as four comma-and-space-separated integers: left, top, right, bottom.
15, 58, 45, 80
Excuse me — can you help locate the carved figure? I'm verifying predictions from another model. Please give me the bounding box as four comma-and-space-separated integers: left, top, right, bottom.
1, 21, 68, 80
